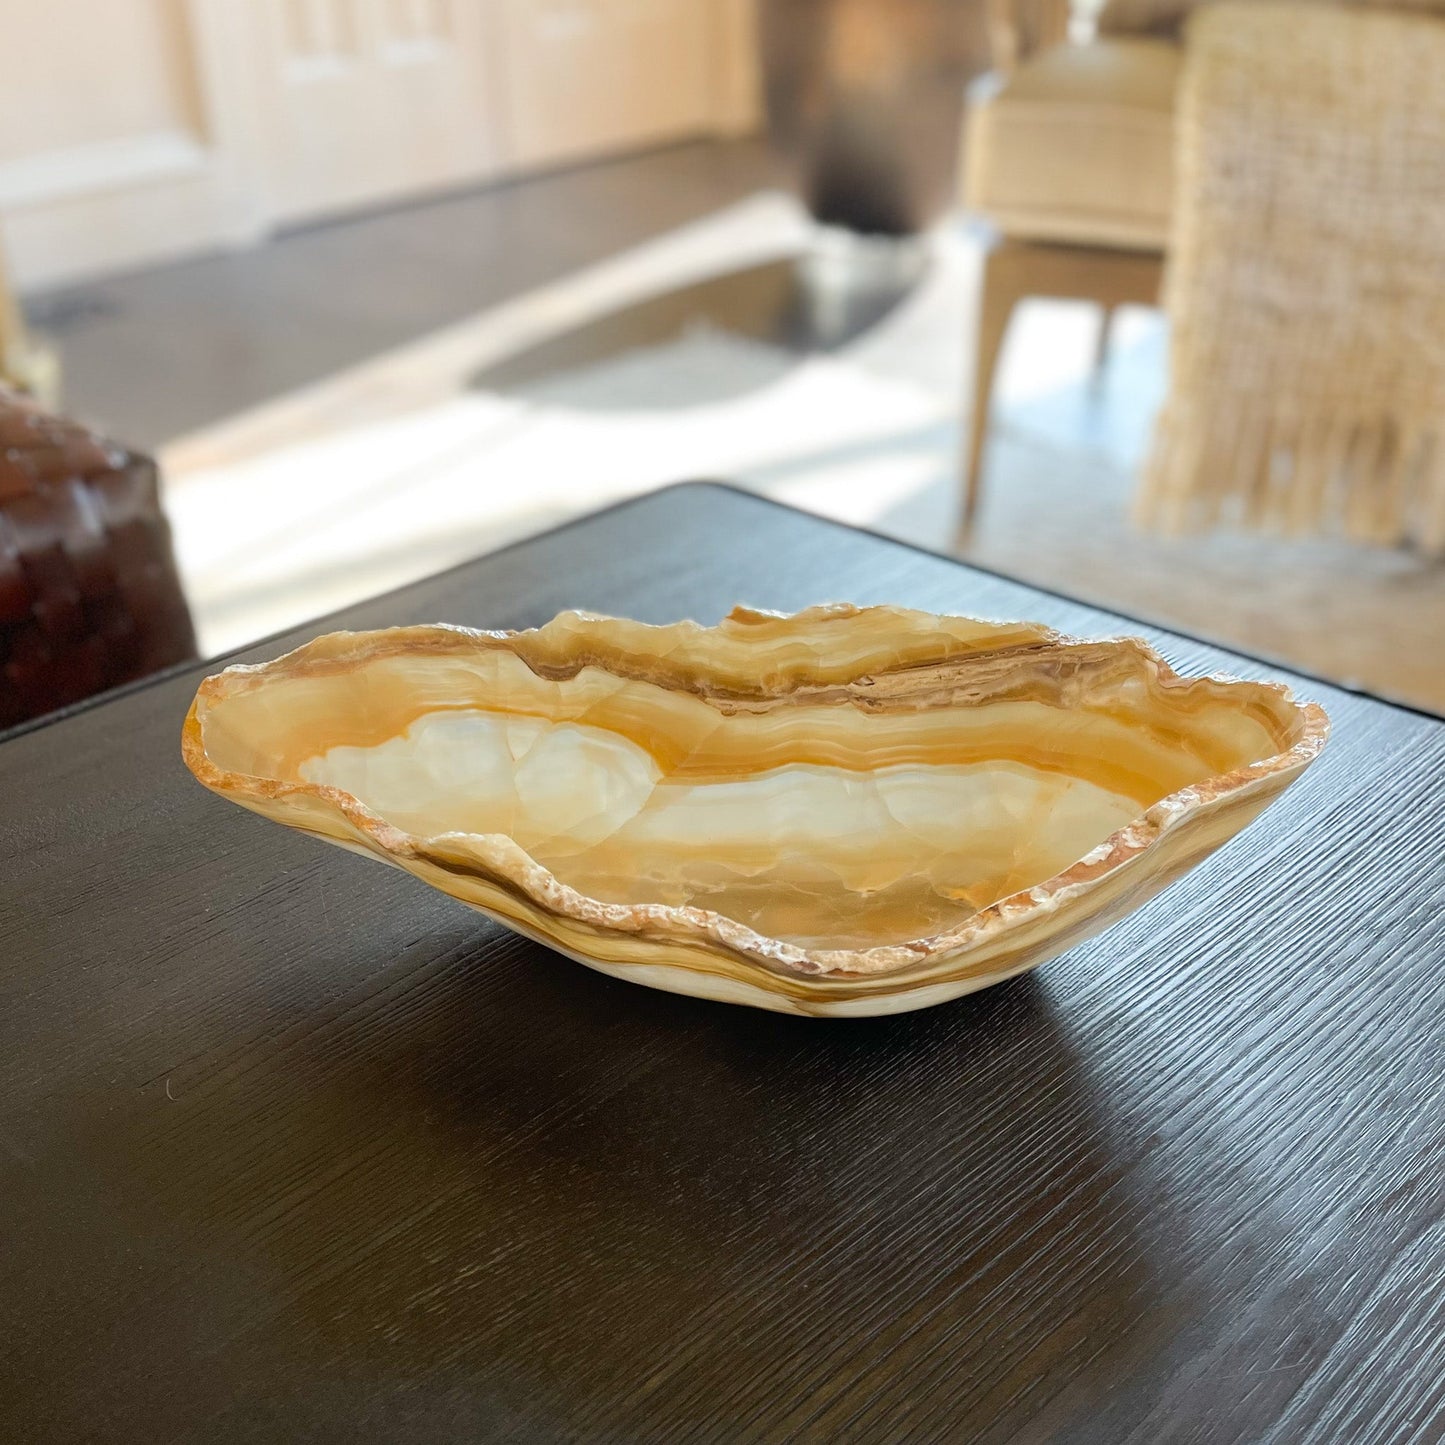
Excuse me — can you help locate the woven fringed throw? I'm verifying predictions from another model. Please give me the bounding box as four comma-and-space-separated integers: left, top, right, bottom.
1139, 3, 1445, 553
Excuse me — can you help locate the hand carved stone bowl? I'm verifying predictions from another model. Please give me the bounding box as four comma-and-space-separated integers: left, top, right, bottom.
182, 605, 1329, 1016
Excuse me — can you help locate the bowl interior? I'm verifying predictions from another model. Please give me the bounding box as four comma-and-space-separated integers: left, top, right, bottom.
199, 641, 1302, 950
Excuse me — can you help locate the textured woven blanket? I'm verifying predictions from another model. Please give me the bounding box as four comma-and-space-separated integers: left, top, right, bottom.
1139, 2, 1445, 552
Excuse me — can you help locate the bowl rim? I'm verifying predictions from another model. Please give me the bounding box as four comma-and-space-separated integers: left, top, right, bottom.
181, 605, 1331, 981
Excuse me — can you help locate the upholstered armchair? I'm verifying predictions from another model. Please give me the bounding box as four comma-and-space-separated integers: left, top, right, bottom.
961, 0, 1445, 553
959, 0, 1177, 531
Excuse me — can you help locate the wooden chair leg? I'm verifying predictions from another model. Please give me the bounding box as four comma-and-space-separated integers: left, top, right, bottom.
959, 244, 1021, 542
1093, 303, 1117, 378
958, 238, 1163, 543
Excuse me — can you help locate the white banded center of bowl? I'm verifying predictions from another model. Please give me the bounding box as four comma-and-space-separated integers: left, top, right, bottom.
300, 708, 1143, 949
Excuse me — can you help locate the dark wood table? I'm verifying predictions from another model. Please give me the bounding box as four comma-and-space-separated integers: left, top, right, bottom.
4, 485, 1443, 1444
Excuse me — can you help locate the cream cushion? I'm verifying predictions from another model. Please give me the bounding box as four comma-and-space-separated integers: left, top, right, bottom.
963, 39, 1180, 250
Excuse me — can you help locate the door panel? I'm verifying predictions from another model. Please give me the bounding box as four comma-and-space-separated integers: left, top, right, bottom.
0, 0, 267, 291
498, 0, 715, 171
258, 0, 501, 223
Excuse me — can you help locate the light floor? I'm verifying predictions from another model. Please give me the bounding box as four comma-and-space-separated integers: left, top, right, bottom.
27, 139, 785, 450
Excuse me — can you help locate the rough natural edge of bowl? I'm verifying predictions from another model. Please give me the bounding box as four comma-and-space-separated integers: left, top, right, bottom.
181, 604, 1331, 990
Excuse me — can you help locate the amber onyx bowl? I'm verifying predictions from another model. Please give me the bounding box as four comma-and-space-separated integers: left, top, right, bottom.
182, 605, 1329, 1016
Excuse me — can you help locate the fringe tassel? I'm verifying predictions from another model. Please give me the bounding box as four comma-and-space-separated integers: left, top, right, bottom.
1139, 399, 1445, 557
1418, 434, 1445, 555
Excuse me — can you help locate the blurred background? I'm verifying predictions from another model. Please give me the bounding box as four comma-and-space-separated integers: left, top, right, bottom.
2, 0, 1442, 728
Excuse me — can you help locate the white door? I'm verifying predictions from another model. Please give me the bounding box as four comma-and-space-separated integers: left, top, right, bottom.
0, 0, 759, 292
254, 0, 503, 224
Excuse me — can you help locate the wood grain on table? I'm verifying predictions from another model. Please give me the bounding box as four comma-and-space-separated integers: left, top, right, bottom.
2, 485, 1443, 1444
